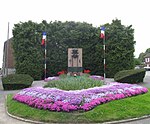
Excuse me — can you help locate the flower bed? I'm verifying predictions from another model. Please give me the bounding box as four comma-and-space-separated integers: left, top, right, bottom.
13, 82, 148, 112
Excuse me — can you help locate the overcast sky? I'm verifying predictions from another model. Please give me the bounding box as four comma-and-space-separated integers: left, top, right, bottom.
0, 0, 150, 68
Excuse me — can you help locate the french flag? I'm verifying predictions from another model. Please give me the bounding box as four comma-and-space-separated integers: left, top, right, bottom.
100, 26, 105, 39
41, 32, 46, 46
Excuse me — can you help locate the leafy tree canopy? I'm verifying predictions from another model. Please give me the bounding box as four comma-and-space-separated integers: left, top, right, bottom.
12, 19, 135, 79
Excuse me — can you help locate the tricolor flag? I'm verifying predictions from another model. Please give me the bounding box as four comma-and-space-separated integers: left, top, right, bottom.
100, 26, 105, 39
41, 32, 46, 46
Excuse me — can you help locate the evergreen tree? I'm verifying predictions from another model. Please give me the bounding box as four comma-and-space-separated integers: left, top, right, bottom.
103, 19, 135, 77
12, 19, 135, 79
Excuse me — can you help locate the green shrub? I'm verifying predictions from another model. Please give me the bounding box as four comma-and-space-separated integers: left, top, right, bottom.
114, 69, 146, 84
2, 74, 34, 90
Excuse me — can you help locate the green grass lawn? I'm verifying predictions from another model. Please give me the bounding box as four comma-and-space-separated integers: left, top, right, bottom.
7, 89, 150, 123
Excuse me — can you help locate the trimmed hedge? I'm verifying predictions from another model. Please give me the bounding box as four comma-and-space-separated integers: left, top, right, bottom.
114, 69, 146, 84
2, 74, 34, 90
12, 20, 135, 79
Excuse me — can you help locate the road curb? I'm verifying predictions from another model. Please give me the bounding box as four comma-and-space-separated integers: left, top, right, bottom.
102, 115, 150, 124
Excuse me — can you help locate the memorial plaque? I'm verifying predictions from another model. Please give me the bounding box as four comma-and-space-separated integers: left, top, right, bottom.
68, 48, 82, 76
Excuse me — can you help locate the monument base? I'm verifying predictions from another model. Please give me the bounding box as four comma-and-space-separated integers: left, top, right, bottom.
67, 72, 83, 76
67, 67, 83, 76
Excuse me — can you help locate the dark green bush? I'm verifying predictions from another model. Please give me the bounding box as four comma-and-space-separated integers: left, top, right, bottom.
114, 69, 146, 84
2, 74, 34, 90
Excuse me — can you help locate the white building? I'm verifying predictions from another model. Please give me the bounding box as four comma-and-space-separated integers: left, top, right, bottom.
144, 53, 150, 70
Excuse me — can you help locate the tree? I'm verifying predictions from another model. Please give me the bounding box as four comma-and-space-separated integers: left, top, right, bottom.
146, 48, 150, 53
46, 21, 100, 76
138, 52, 146, 62
12, 19, 135, 79
12, 21, 44, 80
134, 58, 141, 65
103, 19, 135, 77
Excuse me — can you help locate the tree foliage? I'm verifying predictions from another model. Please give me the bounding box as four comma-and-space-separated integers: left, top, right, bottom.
134, 58, 141, 65
12, 19, 135, 79
12, 21, 44, 80
104, 19, 135, 77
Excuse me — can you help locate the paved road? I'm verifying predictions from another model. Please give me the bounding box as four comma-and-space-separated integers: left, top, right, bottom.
0, 72, 150, 124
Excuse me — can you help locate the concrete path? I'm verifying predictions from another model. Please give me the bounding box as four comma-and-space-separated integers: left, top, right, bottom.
0, 72, 150, 124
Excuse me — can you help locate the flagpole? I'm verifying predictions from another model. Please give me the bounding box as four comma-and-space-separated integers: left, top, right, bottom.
44, 33, 47, 80
100, 26, 106, 84
42, 32, 47, 80
103, 35, 106, 83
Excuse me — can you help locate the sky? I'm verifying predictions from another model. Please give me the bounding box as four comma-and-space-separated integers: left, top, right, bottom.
0, 0, 150, 68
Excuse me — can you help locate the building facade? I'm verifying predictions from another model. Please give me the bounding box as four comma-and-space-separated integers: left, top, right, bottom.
2, 38, 15, 76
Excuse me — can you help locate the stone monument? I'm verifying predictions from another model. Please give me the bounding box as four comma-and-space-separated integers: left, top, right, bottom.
68, 48, 82, 76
